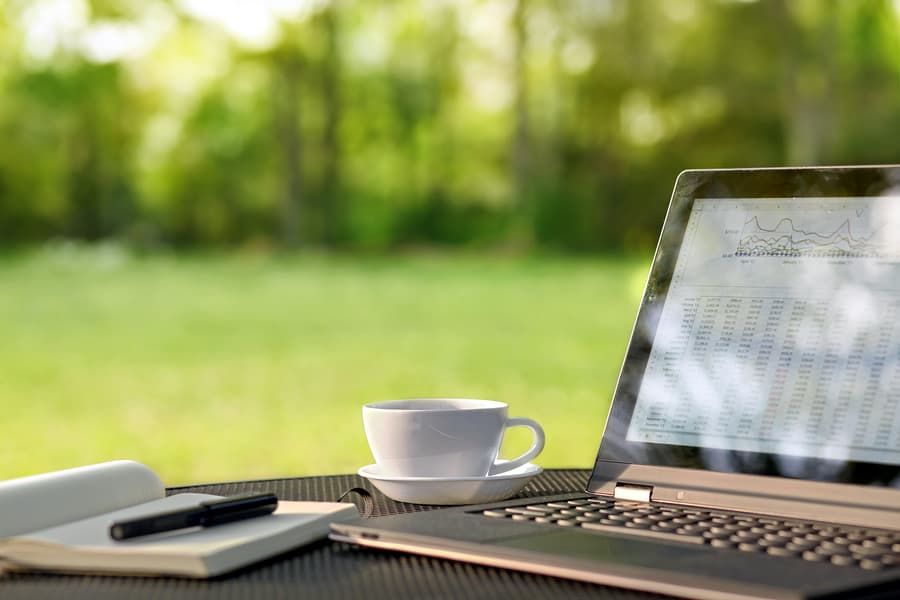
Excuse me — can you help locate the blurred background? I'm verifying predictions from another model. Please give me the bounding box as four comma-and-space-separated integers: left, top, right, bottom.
2, 0, 900, 484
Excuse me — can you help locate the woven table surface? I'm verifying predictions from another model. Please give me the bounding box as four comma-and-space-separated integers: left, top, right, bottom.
0, 469, 664, 600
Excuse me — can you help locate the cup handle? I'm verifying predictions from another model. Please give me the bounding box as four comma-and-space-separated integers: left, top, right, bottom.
488, 417, 545, 476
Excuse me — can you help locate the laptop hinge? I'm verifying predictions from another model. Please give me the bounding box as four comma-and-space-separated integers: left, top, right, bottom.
614, 483, 653, 502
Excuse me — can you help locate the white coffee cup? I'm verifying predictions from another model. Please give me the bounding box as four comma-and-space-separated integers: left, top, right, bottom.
362, 398, 545, 478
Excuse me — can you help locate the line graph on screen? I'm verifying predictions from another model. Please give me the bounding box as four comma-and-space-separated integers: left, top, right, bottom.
734, 209, 898, 259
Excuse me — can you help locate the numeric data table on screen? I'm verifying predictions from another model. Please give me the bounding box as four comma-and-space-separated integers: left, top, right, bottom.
627, 197, 900, 466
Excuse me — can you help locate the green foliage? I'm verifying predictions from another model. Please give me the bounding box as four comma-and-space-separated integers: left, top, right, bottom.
2, 0, 899, 251
0, 249, 648, 483
4, 0, 899, 482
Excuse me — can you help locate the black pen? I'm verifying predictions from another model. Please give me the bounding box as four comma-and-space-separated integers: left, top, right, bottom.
110, 493, 279, 540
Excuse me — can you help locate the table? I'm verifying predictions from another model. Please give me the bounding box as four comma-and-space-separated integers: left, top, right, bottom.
0, 470, 673, 599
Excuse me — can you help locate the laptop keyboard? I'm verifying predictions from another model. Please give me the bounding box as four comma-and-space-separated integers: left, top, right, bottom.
479, 497, 900, 571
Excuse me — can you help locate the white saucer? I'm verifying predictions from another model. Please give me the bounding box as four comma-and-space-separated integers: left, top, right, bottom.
358, 462, 542, 505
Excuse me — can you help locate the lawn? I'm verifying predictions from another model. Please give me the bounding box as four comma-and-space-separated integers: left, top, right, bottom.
0, 245, 649, 485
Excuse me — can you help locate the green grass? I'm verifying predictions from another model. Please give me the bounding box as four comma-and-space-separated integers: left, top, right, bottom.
0, 245, 649, 485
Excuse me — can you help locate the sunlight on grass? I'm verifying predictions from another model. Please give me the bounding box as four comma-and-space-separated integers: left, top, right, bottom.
0, 247, 649, 484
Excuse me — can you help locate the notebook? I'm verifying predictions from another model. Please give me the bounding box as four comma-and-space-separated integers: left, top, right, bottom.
0, 460, 359, 577
331, 166, 900, 600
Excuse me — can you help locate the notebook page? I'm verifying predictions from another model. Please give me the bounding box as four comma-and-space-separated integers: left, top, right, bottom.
0, 461, 165, 538
22, 495, 331, 552
2, 496, 357, 577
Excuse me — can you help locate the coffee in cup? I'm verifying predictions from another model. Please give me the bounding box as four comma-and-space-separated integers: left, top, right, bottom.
362, 398, 545, 478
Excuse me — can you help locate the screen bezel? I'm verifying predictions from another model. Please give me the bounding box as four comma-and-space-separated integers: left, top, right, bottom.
594, 165, 900, 488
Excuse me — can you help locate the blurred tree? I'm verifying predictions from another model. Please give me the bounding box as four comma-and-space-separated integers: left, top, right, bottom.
272, 43, 304, 247
511, 0, 533, 242
2, 0, 900, 251
319, 1, 342, 246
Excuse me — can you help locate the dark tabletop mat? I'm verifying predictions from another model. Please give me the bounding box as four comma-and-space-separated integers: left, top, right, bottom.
6, 468, 899, 599
168, 468, 596, 518
0, 469, 671, 599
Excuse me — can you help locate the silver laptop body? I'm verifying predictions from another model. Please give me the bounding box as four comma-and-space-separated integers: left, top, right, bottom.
331, 166, 900, 600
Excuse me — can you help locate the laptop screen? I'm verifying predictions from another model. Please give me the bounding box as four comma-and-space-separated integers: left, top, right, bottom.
598, 167, 900, 487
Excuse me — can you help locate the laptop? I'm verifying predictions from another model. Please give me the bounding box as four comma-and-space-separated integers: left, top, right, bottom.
331, 166, 900, 599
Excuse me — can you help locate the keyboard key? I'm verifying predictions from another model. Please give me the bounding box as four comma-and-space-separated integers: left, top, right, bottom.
860, 559, 886, 571
814, 525, 841, 534
708, 527, 732, 537
832, 537, 854, 546
534, 516, 562, 524
881, 555, 900, 568
849, 543, 885, 557
789, 526, 815, 535
775, 529, 797, 538
505, 508, 547, 517
605, 513, 629, 522
524, 505, 557, 513
786, 541, 817, 552
831, 554, 858, 567
815, 545, 850, 557
821, 540, 851, 552
575, 514, 601, 523
589, 509, 621, 517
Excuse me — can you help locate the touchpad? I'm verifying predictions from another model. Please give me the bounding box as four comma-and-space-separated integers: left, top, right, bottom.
495, 529, 706, 567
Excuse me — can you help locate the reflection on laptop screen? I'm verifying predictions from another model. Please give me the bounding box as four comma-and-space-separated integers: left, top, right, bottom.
627, 196, 900, 467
